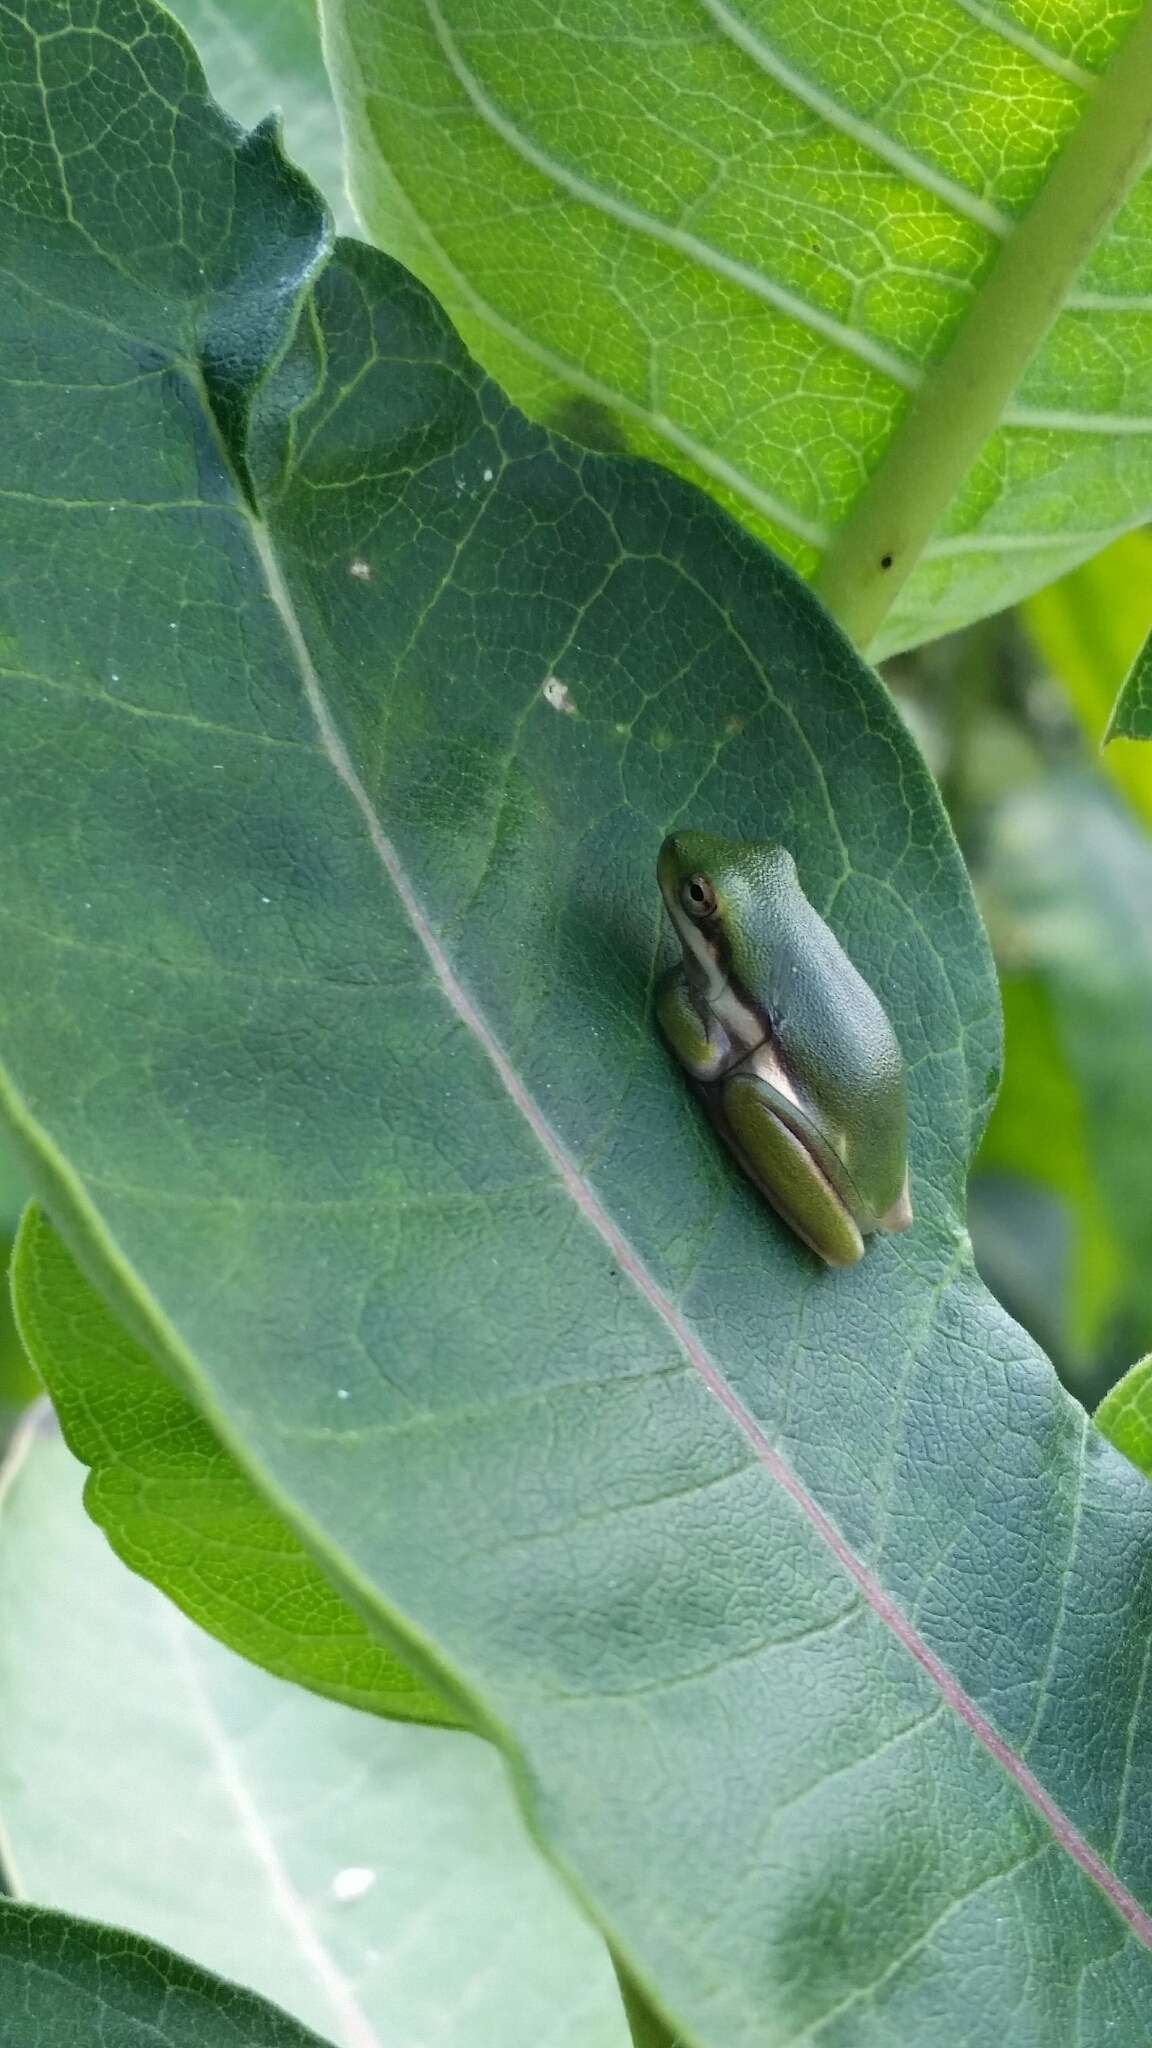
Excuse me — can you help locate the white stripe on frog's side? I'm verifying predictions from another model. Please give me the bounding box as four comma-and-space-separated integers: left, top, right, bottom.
659, 874, 806, 1112
661, 887, 727, 1002
738, 1028, 805, 1115
669, 903, 771, 1049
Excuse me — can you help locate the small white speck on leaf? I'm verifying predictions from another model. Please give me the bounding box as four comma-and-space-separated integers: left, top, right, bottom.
337, 1388, 350, 1400
482, 466, 494, 482
260, 895, 270, 904
348, 559, 371, 580
331, 1866, 376, 1902
543, 675, 577, 715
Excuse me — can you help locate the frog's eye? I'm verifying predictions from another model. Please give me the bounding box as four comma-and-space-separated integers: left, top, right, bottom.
681, 873, 717, 920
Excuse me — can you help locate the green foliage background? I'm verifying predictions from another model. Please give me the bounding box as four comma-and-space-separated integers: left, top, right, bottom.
3, 3, 1152, 2046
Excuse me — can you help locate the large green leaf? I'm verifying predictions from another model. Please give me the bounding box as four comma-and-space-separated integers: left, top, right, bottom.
10, 1208, 462, 1726
0, 1900, 331, 2048
0, 1414, 627, 2048
6, 6, 1152, 2042
321, 0, 1152, 657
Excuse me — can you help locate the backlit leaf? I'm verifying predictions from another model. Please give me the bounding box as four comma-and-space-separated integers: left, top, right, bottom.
1098, 1357, 1152, 1483
11, 1210, 463, 1727
322, 0, 1152, 655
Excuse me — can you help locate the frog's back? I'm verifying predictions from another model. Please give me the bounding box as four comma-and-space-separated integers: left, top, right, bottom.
732, 850, 907, 1212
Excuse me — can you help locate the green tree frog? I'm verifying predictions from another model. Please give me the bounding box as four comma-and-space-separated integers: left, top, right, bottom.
656, 833, 911, 1267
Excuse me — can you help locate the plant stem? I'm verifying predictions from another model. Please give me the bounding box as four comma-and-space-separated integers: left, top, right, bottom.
811, 0, 1152, 655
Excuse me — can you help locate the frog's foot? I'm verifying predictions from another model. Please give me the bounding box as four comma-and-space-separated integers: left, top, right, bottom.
877, 1171, 913, 1235
717, 1073, 867, 1269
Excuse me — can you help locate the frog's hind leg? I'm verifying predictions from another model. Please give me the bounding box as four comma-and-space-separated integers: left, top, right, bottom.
718, 1072, 865, 1269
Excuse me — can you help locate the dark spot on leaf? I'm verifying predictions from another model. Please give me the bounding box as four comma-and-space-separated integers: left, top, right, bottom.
548, 395, 628, 453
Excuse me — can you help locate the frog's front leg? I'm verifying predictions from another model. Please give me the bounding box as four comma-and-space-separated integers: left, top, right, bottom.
655, 965, 734, 1082
717, 1071, 866, 1269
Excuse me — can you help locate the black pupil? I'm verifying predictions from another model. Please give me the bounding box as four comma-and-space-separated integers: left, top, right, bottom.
689, 880, 709, 906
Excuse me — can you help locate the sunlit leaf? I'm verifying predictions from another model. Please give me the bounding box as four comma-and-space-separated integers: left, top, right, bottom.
322, 0, 1152, 655
1097, 1356, 1152, 1483
11, 1210, 463, 1727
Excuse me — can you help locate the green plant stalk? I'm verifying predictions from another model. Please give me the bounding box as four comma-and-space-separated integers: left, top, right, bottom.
811, 0, 1152, 655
